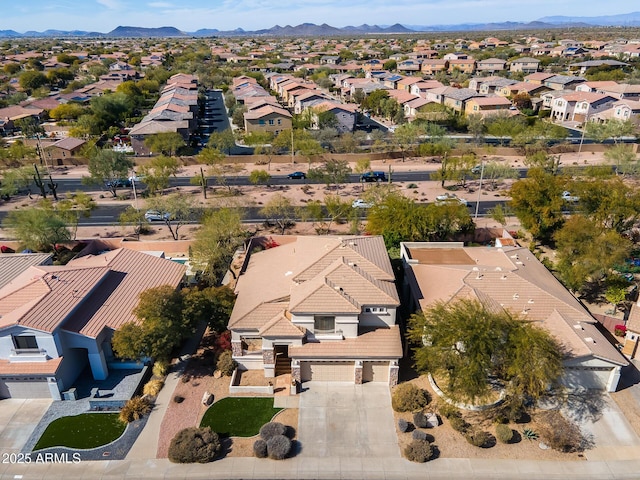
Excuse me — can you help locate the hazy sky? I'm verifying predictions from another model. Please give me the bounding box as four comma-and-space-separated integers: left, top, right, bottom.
0, 0, 635, 32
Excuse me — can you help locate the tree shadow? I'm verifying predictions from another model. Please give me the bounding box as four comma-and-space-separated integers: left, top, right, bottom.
285, 425, 296, 439
618, 362, 640, 391
430, 444, 441, 460
219, 437, 233, 458
289, 440, 302, 458
480, 434, 497, 449
562, 390, 607, 424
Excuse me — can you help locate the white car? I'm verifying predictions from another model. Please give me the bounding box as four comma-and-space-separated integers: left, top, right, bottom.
144, 210, 170, 221
561, 191, 579, 203
435, 193, 468, 206
128, 173, 146, 183
352, 199, 373, 209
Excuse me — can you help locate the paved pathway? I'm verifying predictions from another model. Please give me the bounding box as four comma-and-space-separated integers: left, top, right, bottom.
0, 399, 51, 454
125, 321, 208, 460
297, 382, 400, 458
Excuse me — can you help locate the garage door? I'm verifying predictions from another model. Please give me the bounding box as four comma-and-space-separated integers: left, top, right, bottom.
561, 368, 608, 391
300, 361, 354, 382
363, 361, 389, 383
0, 377, 51, 399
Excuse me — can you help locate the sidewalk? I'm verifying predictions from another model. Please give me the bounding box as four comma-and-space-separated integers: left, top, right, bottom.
2, 454, 640, 479
125, 321, 208, 460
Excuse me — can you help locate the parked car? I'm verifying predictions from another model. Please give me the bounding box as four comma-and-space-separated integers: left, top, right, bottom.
128, 173, 146, 183
561, 191, 579, 203
144, 210, 170, 222
361, 171, 387, 182
471, 164, 482, 174
352, 199, 374, 209
287, 171, 306, 180
435, 193, 468, 206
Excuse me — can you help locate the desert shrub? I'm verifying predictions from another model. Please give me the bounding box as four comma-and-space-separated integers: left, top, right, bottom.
407, 183, 418, 189
398, 418, 411, 433
173, 395, 185, 404
413, 412, 428, 428
143, 379, 164, 397
522, 428, 538, 441
465, 430, 490, 448
404, 439, 433, 463
266, 434, 291, 460
216, 350, 237, 376
253, 438, 268, 458
181, 374, 191, 383
119, 396, 151, 423
537, 411, 583, 452
495, 424, 513, 444
412, 430, 428, 441
168, 426, 221, 463
152, 360, 168, 377
259, 422, 286, 440
392, 383, 430, 412
449, 415, 469, 433
437, 401, 460, 419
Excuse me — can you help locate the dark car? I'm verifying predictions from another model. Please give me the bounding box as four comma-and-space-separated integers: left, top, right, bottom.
287, 171, 306, 179
361, 171, 387, 182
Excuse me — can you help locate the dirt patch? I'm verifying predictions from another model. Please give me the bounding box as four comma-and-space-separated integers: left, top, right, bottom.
236, 369, 272, 387
393, 376, 583, 461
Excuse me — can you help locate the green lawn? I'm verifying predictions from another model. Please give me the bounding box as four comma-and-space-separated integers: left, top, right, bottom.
199, 397, 282, 437
34, 413, 126, 450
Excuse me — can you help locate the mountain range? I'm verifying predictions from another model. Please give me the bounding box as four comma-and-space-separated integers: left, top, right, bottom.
1, 11, 640, 38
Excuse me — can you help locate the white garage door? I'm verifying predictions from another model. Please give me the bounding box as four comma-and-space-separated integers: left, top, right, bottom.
562, 368, 608, 391
363, 361, 389, 383
301, 361, 354, 382
0, 377, 51, 399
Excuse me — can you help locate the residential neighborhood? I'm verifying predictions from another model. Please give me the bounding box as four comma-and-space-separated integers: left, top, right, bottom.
2, 11, 640, 480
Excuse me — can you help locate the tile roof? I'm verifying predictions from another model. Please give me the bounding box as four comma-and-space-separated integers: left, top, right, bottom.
0, 357, 62, 375
404, 245, 628, 367
289, 326, 402, 359
0, 249, 185, 338
230, 236, 397, 332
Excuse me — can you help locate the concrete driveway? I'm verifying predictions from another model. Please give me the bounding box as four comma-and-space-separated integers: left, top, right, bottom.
0, 399, 51, 453
297, 382, 400, 458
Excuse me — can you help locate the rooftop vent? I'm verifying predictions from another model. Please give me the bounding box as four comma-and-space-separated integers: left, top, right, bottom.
495, 267, 502, 271
501, 274, 507, 280
528, 299, 534, 304
584, 337, 595, 343
513, 293, 519, 300
284, 271, 293, 276
574, 324, 584, 330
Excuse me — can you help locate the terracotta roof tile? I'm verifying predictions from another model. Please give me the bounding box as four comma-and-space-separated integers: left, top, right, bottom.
289, 326, 402, 359
0, 357, 62, 375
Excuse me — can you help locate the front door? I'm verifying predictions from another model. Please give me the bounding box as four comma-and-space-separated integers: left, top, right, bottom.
274, 345, 291, 376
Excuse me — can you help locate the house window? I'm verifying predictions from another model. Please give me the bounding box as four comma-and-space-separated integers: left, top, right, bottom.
13, 335, 38, 350
314, 315, 335, 334
268, 119, 275, 125
277, 119, 281, 125
259, 120, 265, 125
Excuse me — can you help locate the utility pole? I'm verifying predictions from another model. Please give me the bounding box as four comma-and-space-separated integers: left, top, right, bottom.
474, 161, 485, 221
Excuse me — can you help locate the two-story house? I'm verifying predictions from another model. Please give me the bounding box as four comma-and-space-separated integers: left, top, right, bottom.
228, 236, 402, 385
509, 57, 541, 74
0, 249, 185, 399
551, 92, 618, 123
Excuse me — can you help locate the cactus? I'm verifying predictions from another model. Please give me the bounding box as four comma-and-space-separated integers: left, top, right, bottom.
47, 173, 59, 201
33, 164, 47, 198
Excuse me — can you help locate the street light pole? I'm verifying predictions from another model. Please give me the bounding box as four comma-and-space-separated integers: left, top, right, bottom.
576, 114, 588, 164
474, 161, 485, 221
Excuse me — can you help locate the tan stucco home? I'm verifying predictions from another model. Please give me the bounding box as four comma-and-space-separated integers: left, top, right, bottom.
228, 236, 402, 385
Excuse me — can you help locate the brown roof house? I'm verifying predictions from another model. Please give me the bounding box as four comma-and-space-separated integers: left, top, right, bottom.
401, 242, 628, 393
0, 248, 185, 399
228, 236, 402, 385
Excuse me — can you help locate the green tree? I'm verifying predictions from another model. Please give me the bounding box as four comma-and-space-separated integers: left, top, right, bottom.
52, 191, 97, 240
408, 299, 563, 406
383, 59, 397, 71
466, 113, 485, 145
324, 194, 351, 234
574, 176, 640, 233
196, 147, 241, 194
182, 286, 236, 333
49, 103, 86, 121
83, 149, 134, 197
604, 285, 627, 316
119, 206, 147, 239
604, 144, 638, 176
248, 169, 271, 186
191, 208, 247, 284
2, 207, 70, 252
89, 92, 134, 132
19, 70, 48, 92
140, 155, 179, 195
145, 193, 196, 241
244, 131, 276, 170
554, 215, 632, 293
0, 165, 34, 198
207, 129, 236, 155
509, 168, 565, 243
260, 193, 296, 234
308, 158, 352, 190
144, 132, 186, 157
112, 285, 193, 361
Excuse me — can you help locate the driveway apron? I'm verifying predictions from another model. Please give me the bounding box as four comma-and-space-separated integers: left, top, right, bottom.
297, 382, 400, 458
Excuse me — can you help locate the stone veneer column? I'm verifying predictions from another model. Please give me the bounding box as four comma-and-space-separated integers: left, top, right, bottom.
231, 341, 243, 357
291, 360, 301, 383
262, 347, 275, 365
389, 361, 399, 387
355, 360, 363, 385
